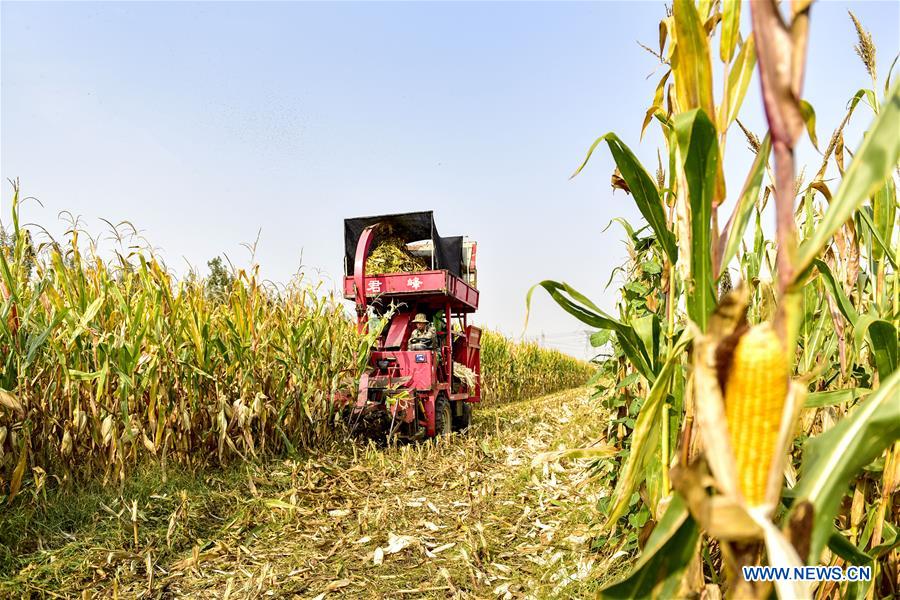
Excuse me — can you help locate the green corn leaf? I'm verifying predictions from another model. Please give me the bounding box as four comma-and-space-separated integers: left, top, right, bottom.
601, 494, 699, 598
697, 0, 713, 20
69, 294, 105, 343
813, 259, 859, 325
672, 0, 726, 204
853, 316, 898, 377
872, 177, 897, 260
828, 530, 873, 566
526, 280, 655, 382
604, 266, 628, 290
67, 369, 106, 381
850, 87, 879, 114
795, 81, 900, 279
866, 178, 897, 265
616, 372, 640, 390
718, 135, 771, 275
586, 368, 606, 388
719, 0, 741, 64
571, 133, 677, 264
0, 249, 17, 302
23, 311, 67, 370
792, 368, 900, 561
719, 37, 756, 131
641, 70, 672, 138
804, 388, 870, 409
602, 216, 638, 239
827, 532, 875, 600
633, 314, 662, 373
799, 295, 830, 373
672, 0, 715, 119
674, 108, 718, 331
871, 521, 900, 558
799, 99, 819, 150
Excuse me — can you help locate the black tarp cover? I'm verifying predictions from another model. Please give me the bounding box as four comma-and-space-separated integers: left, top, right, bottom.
344, 211, 462, 277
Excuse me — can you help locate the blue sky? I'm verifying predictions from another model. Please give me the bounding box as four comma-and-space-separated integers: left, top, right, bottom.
2, 1, 898, 358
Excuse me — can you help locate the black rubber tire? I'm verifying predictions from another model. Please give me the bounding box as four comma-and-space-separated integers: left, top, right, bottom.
434, 395, 452, 437
453, 401, 472, 432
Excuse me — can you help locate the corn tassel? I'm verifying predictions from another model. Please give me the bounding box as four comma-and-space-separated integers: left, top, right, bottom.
724, 324, 789, 506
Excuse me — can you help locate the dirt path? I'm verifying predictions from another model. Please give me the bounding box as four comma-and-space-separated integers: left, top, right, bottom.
7, 388, 622, 599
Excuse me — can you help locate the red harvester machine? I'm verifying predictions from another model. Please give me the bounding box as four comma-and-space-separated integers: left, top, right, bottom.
343, 211, 480, 440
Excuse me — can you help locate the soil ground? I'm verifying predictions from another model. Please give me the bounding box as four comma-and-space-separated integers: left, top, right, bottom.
2, 388, 626, 599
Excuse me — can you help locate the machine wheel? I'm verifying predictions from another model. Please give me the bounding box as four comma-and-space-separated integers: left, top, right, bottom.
434, 395, 452, 437
453, 401, 472, 432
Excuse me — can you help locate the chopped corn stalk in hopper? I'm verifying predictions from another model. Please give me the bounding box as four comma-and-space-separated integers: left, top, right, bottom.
365, 236, 427, 274
453, 363, 477, 390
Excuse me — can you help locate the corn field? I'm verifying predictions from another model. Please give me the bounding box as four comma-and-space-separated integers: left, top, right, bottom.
0, 190, 377, 498
534, 1, 900, 597
0, 191, 592, 504
480, 330, 594, 404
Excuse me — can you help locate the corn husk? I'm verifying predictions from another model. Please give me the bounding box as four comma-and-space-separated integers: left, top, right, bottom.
723, 324, 789, 507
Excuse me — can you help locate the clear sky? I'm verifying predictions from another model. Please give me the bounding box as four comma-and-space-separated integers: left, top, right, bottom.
2, 1, 898, 358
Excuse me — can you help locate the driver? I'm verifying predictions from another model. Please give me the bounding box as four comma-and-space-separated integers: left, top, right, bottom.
407, 313, 436, 350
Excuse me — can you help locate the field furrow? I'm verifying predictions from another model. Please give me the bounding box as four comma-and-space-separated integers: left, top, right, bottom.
3, 388, 622, 599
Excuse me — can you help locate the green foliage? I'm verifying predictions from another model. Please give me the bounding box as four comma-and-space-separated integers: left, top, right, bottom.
795, 81, 900, 280
793, 369, 900, 561
600, 496, 699, 599
205, 256, 235, 301
0, 225, 36, 282
674, 108, 717, 329
602, 330, 691, 527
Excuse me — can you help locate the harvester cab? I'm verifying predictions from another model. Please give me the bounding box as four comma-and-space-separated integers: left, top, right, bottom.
342, 211, 480, 440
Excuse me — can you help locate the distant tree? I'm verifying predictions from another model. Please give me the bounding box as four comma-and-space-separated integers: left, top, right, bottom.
0, 225, 37, 280
206, 256, 234, 301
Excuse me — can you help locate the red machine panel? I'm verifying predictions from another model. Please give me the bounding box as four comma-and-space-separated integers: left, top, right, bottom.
384, 312, 411, 349
370, 351, 436, 391
343, 270, 479, 311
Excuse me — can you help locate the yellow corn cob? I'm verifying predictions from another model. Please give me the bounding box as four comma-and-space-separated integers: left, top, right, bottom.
724, 324, 789, 506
